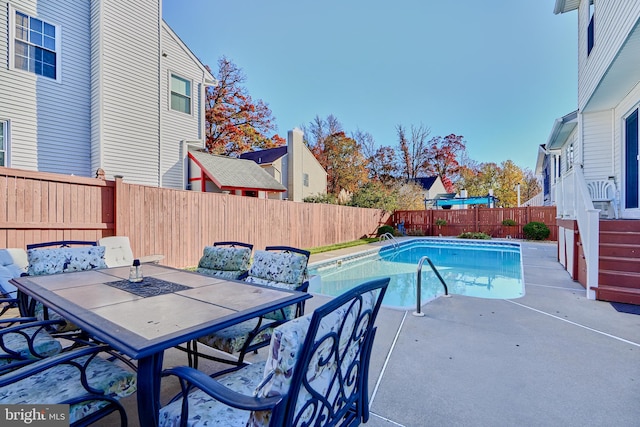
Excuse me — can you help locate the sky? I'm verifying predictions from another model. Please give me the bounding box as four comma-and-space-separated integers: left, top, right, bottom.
162, 0, 577, 172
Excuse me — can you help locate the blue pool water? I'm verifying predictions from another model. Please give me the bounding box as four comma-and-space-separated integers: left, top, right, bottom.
308, 239, 524, 309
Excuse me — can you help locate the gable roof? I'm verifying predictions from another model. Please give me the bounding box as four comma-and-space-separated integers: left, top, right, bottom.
413, 176, 439, 190
161, 21, 217, 85
188, 148, 286, 192
239, 146, 288, 164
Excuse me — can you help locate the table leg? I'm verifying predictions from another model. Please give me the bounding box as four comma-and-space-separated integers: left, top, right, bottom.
136, 352, 165, 427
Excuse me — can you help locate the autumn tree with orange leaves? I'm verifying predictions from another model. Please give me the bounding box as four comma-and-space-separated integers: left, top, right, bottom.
304, 115, 368, 195
205, 57, 284, 156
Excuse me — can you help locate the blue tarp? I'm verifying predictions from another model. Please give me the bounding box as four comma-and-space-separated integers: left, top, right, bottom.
433, 196, 495, 207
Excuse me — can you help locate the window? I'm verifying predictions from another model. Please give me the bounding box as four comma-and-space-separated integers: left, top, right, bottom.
567, 143, 574, 170
587, 1, 595, 55
12, 9, 58, 79
170, 74, 191, 114
303, 173, 309, 187
0, 121, 7, 167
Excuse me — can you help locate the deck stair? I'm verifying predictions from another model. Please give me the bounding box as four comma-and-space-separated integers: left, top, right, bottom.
595, 220, 640, 305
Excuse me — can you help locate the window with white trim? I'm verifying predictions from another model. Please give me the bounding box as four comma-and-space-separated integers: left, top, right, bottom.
12, 9, 59, 79
0, 121, 7, 167
170, 74, 192, 114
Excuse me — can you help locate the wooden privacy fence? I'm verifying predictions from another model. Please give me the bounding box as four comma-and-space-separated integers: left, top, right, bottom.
393, 206, 558, 241
0, 167, 389, 268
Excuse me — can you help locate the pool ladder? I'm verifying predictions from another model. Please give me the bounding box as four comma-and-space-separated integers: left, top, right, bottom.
413, 256, 450, 317
379, 232, 399, 250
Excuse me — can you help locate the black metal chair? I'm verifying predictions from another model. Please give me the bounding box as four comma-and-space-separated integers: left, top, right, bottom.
195, 241, 253, 280
159, 277, 389, 427
22, 241, 108, 333
185, 245, 310, 368
0, 343, 137, 426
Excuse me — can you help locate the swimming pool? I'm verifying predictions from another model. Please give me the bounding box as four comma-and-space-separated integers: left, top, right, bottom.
308, 239, 524, 309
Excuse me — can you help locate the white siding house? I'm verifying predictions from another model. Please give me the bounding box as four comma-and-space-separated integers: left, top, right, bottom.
0, 0, 214, 188
551, 0, 640, 298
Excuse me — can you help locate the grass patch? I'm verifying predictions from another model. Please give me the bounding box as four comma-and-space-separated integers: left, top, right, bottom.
307, 238, 379, 254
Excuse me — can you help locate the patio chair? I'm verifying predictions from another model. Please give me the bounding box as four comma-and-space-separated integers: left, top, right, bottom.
0, 342, 137, 426
195, 241, 253, 280
159, 277, 389, 427
0, 317, 67, 368
0, 248, 28, 316
98, 235, 165, 267
23, 242, 108, 333
185, 245, 310, 367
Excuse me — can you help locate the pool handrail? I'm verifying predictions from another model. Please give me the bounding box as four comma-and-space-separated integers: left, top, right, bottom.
414, 256, 449, 317
379, 232, 399, 249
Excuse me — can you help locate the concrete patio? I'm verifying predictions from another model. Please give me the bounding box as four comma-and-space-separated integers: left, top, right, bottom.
103, 240, 640, 426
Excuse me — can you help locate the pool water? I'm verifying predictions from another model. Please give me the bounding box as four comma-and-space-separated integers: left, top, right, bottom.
308, 239, 524, 309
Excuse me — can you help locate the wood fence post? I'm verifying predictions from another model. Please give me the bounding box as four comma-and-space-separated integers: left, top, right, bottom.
114, 175, 124, 236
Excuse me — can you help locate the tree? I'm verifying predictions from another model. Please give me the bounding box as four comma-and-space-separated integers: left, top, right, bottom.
425, 134, 466, 192
205, 57, 285, 156
348, 181, 398, 213
396, 124, 431, 180
495, 160, 525, 207
306, 116, 369, 195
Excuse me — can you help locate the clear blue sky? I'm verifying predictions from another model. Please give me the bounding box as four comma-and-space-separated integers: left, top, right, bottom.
163, 0, 577, 172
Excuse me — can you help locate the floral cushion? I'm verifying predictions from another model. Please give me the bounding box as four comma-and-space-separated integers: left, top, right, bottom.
195, 268, 244, 280
27, 246, 107, 276
158, 362, 265, 427
246, 250, 307, 288
0, 353, 137, 424
198, 246, 251, 272
197, 318, 275, 354
0, 325, 62, 366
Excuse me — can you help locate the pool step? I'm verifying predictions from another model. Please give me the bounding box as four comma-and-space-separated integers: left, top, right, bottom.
597, 220, 640, 305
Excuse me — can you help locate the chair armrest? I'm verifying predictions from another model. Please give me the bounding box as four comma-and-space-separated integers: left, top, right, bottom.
0, 343, 112, 386
163, 365, 283, 411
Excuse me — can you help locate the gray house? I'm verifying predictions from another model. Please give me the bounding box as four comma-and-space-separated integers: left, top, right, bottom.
0, 0, 215, 189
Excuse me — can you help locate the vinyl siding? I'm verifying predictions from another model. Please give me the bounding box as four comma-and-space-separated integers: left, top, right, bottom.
1, 1, 92, 175
578, 0, 640, 110
582, 110, 613, 180
97, 0, 161, 186
160, 23, 208, 189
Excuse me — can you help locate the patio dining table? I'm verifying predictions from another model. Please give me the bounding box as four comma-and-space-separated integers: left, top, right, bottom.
10, 264, 311, 427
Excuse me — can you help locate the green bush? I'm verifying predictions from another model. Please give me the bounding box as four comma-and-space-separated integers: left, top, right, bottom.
523, 221, 550, 240
377, 225, 395, 237
502, 219, 517, 226
435, 218, 447, 226
458, 232, 491, 240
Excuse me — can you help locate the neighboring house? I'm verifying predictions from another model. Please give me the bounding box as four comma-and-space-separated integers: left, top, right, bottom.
187, 145, 286, 198
240, 128, 328, 201
413, 176, 448, 209
551, 1, 640, 303
0, 0, 215, 189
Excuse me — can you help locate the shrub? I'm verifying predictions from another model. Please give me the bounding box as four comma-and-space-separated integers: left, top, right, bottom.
502, 219, 517, 226
458, 232, 491, 240
523, 222, 550, 240
377, 225, 394, 237
435, 218, 447, 226
407, 228, 425, 236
